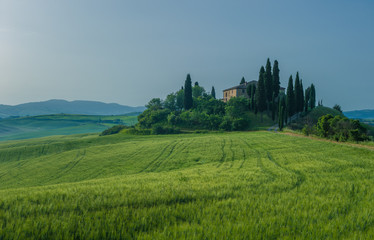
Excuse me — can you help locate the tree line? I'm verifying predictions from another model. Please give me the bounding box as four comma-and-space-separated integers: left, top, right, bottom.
136, 58, 317, 133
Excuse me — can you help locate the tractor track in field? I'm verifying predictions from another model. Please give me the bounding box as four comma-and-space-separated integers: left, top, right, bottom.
216, 138, 227, 168
149, 140, 180, 172
266, 152, 305, 190
239, 149, 246, 169
139, 141, 176, 173
227, 139, 235, 169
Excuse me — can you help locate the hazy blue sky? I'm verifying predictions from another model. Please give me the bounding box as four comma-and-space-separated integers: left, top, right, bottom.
1, 0, 373, 110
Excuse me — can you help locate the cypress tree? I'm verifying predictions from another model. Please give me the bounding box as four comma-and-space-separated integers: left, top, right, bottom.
300, 80, 304, 113
184, 74, 193, 110
255, 66, 267, 121
264, 58, 273, 102
278, 96, 286, 130
294, 72, 301, 113
240, 77, 246, 84
286, 75, 295, 117
273, 60, 280, 98
310, 84, 316, 109
211, 86, 216, 99
304, 87, 311, 112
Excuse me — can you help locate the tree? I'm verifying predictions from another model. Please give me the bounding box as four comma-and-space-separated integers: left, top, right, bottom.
304, 87, 311, 112
278, 96, 286, 130
333, 104, 342, 113
176, 89, 184, 111
240, 77, 246, 84
246, 84, 256, 111
192, 85, 205, 98
310, 84, 316, 109
163, 93, 176, 111
145, 98, 163, 110
194, 81, 199, 86
286, 75, 295, 117
255, 66, 267, 121
294, 72, 301, 113
211, 86, 216, 99
184, 74, 193, 110
272, 60, 280, 98
300, 80, 304, 113
264, 58, 273, 103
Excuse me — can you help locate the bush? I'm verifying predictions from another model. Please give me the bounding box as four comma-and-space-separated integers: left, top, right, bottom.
151, 125, 181, 135
100, 125, 128, 136
232, 118, 249, 131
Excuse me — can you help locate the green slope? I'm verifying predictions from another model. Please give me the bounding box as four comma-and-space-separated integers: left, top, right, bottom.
0, 132, 374, 239
0, 114, 138, 141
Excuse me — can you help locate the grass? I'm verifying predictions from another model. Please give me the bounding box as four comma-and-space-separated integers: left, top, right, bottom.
0, 131, 373, 239
0, 114, 138, 141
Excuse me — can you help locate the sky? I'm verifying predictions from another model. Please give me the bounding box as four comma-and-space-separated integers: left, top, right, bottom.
1, 0, 373, 111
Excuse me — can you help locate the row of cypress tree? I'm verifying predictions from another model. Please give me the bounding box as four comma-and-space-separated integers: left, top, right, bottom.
182, 58, 316, 131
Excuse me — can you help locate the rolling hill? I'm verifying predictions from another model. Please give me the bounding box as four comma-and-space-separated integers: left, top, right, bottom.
0, 99, 146, 118
0, 114, 138, 141
0, 131, 373, 239
344, 109, 374, 120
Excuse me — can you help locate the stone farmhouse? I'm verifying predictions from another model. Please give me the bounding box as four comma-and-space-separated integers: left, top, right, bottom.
223, 80, 285, 103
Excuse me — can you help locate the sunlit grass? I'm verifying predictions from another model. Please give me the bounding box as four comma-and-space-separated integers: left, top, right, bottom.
0, 131, 373, 239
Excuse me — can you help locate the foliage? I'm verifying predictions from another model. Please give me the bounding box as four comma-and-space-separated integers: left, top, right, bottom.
264, 58, 273, 102
184, 74, 193, 110
286, 75, 295, 117
272, 60, 280, 98
192, 85, 206, 99
333, 104, 343, 113
211, 86, 216, 99
316, 114, 369, 142
240, 77, 246, 84
255, 66, 267, 114
100, 125, 127, 136
137, 108, 171, 128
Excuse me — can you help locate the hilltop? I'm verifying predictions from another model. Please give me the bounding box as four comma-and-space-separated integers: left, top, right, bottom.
0, 99, 145, 118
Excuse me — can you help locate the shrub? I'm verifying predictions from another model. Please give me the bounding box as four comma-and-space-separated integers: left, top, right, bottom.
232, 118, 249, 131
151, 125, 181, 135
100, 125, 128, 136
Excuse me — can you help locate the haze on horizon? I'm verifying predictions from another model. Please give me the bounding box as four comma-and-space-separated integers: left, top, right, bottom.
1, 0, 373, 111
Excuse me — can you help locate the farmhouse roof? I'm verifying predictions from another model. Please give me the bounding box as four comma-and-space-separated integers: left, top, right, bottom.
223, 80, 286, 91
223, 80, 257, 91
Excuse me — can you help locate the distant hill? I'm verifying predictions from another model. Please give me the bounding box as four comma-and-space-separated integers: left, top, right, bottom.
0, 100, 146, 118
344, 109, 374, 120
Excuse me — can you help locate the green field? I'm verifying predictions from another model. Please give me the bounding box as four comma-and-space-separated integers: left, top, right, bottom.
0, 131, 374, 239
0, 114, 138, 141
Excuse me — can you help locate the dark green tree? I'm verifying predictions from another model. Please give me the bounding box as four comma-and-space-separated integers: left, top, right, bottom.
264, 58, 273, 103
211, 86, 216, 99
294, 72, 301, 113
246, 84, 256, 111
310, 84, 316, 109
255, 66, 267, 121
192, 85, 205, 98
240, 77, 246, 84
278, 96, 286, 130
333, 104, 342, 113
163, 93, 176, 111
286, 75, 295, 117
304, 87, 311, 112
194, 81, 199, 86
272, 60, 280, 98
184, 74, 193, 110
300, 80, 304, 113
176, 89, 184, 111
